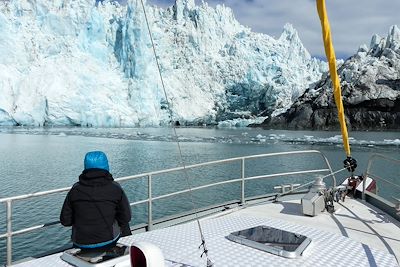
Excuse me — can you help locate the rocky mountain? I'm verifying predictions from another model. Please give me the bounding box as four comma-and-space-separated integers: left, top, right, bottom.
262, 25, 400, 130
0, 0, 325, 127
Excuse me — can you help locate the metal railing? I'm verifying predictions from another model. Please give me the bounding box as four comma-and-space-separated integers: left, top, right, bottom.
0, 150, 334, 266
362, 154, 400, 207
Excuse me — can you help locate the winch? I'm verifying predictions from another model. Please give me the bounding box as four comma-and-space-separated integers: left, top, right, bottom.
301, 177, 326, 216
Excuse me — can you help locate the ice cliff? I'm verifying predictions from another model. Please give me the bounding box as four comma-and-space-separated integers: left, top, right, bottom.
263, 25, 400, 130
0, 0, 326, 127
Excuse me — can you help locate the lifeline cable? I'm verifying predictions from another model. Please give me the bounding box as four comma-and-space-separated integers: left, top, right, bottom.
138, 1, 213, 266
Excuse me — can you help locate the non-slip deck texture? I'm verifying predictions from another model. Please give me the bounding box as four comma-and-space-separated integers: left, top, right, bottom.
14, 214, 397, 266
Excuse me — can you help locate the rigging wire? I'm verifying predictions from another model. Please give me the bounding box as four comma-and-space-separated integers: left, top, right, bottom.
138, 0, 213, 266
137, 2, 356, 265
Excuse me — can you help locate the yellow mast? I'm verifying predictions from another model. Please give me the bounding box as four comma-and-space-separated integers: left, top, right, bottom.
316, 0, 351, 158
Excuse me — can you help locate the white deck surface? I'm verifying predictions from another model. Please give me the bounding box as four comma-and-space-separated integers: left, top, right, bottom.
13, 197, 400, 267
239, 197, 400, 263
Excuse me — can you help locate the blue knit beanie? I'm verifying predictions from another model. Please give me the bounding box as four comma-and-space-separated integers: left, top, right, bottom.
84, 151, 109, 171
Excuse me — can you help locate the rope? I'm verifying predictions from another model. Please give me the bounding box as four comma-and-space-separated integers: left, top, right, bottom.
138, 1, 213, 265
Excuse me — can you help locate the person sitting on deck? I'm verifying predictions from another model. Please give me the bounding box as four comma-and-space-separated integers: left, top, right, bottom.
60, 151, 132, 249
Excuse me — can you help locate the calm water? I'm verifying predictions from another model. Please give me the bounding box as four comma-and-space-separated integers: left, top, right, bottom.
0, 127, 399, 264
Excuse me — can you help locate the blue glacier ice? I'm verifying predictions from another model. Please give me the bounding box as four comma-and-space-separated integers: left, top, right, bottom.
0, 0, 326, 127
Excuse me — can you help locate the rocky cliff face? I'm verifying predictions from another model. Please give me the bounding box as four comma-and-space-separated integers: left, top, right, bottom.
263, 25, 400, 130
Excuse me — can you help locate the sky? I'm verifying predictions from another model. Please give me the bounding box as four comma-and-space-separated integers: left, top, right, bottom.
140, 0, 400, 59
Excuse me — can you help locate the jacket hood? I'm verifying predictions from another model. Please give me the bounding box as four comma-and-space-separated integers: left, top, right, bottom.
79, 169, 114, 186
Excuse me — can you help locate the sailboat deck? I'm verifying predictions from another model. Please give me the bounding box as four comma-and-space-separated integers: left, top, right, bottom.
13, 197, 400, 267
237, 197, 400, 265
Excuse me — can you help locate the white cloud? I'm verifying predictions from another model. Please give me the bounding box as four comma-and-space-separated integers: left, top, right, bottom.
147, 0, 400, 58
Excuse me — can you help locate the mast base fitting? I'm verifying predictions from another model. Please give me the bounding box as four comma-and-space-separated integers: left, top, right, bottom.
344, 157, 357, 172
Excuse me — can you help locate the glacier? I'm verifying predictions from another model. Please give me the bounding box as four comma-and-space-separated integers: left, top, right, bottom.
0, 0, 326, 127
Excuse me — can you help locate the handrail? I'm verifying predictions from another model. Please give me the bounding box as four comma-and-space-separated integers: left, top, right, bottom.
367, 173, 400, 190
362, 153, 400, 200
0, 186, 72, 203
152, 168, 330, 202
0, 150, 333, 266
0, 150, 331, 204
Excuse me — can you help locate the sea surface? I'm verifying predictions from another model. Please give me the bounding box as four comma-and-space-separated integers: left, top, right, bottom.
0, 127, 399, 264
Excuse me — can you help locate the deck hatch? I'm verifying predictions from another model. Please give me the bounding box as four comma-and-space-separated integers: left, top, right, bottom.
227, 225, 311, 258
60, 245, 129, 267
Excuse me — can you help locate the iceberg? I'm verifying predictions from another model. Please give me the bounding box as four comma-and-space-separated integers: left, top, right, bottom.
0, 0, 326, 127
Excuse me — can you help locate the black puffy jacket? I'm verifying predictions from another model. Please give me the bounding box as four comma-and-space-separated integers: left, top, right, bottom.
60, 169, 132, 246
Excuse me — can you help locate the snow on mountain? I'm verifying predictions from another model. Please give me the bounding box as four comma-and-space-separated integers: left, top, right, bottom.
264, 25, 400, 130
0, 0, 326, 127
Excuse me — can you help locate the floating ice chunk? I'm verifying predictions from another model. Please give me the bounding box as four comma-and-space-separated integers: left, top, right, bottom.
217, 117, 266, 128
384, 139, 400, 145
255, 134, 266, 139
